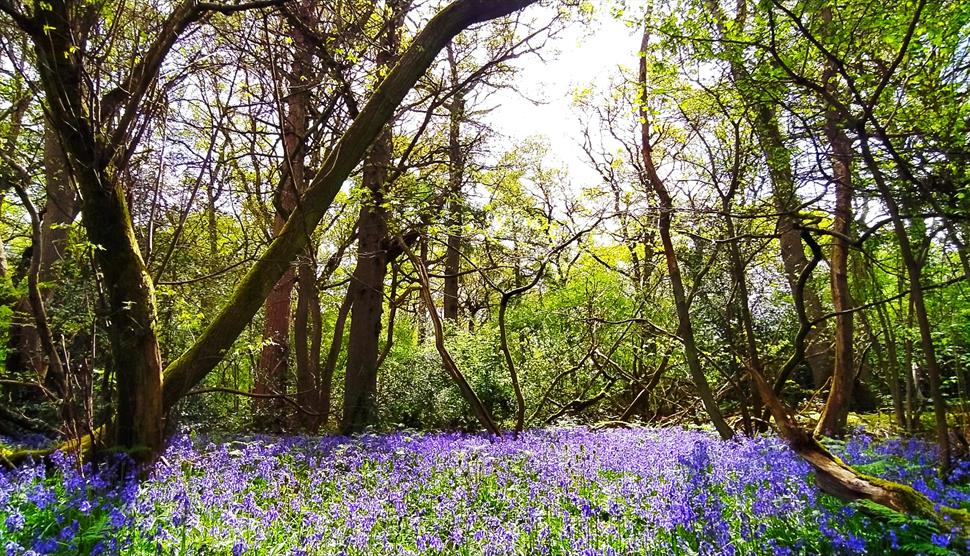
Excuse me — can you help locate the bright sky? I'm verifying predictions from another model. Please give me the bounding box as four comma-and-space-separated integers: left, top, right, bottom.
486, 7, 642, 188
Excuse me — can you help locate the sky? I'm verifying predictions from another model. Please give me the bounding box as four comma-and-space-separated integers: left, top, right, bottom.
484, 6, 643, 188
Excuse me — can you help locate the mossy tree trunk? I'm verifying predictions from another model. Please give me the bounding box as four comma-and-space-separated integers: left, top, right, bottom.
27, 0, 163, 461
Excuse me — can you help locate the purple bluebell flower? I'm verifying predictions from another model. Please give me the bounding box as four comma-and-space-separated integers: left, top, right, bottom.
4, 511, 25, 531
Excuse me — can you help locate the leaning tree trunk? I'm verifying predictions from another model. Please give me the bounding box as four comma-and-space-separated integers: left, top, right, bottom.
748, 230, 969, 532
637, 28, 732, 440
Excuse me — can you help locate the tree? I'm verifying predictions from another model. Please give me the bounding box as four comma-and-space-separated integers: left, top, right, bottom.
814, 6, 856, 438
341, 0, 404, 435
637, 26, 733, 440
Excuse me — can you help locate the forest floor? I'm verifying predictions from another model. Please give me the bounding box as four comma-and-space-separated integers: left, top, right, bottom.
1, 427, 968, 555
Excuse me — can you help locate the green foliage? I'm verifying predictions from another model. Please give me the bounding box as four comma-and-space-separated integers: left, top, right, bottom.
378, 322, 514, 430
848, 499, 955, 555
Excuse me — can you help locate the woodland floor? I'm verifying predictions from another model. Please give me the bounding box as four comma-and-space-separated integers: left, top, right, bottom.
1, 427, 968, 555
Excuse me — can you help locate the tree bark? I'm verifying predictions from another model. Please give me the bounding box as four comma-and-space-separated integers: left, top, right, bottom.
253, 263, 294, 428
30, 1, 164, 461
320, 288, 352, 428
340, 2, 401, 433
294, 252, 322, 431
255, 11, 314, 430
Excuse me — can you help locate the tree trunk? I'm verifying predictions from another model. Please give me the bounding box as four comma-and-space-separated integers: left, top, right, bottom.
294, 252, 321, 431
751, 104, 832, 388
903, 297, 917, 433
443, 44, 465, 321
341, 127, 393, 434
704, 0, 832, 387
320, 288, 352, 428
289, 16, 319, 432
499, 277, 540, 433
253, 164, 298, 428
816, 43, 855, 437
3, 94, 32, 375
341, 2, 405, 434
254, 13, 314, 428
9, 120, 79, 392
254, 255, 294, 428
722, 183, 765, 435
875, 303, 907, 430
31, 2, 164, 462
8, 162, 68, 405
205, 182, 220, 272
417, 239, 430, 343
84, 182, 164, 461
